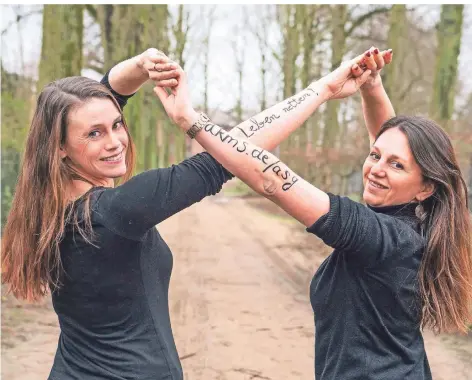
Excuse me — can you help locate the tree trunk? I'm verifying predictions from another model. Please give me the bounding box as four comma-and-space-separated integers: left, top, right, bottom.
96, 5, 169, 170
322, 5, 347, 151
38, 5, 83, 89
279, 4, 300, 157
431, 5, 464, 129
383, 5, 407, 110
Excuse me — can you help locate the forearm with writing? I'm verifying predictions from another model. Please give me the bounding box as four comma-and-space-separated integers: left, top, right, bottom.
195, 122, 329, 226
229, 81, 330, 150
360, 81, 395, 145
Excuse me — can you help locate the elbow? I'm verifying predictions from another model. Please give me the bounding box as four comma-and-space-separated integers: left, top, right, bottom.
261, 177, 278, 197
253, 171, 281, 198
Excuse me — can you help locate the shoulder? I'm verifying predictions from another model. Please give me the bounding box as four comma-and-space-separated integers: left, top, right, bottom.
307, 194, 424, 267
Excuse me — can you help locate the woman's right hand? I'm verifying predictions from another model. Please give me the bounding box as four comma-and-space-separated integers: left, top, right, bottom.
354, 46, 393, 91
152, 63, 199, 131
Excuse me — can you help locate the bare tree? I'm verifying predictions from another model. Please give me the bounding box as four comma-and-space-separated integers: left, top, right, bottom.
431, 5, 464, 128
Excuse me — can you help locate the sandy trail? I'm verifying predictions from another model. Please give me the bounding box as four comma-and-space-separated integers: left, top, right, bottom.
2, 193, 471, 379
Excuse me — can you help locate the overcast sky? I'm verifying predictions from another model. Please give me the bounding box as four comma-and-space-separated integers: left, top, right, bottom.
1, 4, 471, 113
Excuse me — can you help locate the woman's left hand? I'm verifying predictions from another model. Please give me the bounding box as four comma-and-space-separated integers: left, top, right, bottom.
356, 46, 393, 91
317, 54, 372, 100
137, 48, 180, 88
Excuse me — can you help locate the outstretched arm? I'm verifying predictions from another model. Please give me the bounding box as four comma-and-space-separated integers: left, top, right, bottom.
147, 49, 389, 152
228, 82, 327, 151
357, 47, 395, 145
155, 58, 372, 226
227, 48, 392, 151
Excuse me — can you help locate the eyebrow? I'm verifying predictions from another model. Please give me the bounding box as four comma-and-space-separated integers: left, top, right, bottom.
89, 115, 122, 129
371, 145, 407, 162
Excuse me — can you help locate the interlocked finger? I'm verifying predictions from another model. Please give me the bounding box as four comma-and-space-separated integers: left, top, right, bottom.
363, 49, 378, 71
372, 47, 385, 70
351, 63, 364, 78
154, 78, 179, 88
383, 49, 393, 65
153, 62, 177, 73
149, 69, 180, 82
142, 57, 170, 74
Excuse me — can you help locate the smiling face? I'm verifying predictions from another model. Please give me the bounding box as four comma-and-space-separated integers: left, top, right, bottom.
362, 127, 434, 207
60, 98, 128, 187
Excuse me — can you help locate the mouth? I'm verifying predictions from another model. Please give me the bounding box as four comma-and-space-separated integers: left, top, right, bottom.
100, 150, 125, 162
367, 178, 388, 190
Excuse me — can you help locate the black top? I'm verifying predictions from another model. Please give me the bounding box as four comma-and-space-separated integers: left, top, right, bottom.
48, 73, 233, 380
307, 193, 432, 380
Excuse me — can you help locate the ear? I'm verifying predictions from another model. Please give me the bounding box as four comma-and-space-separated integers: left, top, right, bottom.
415, 180, 435, 202
59, 146, 67, 159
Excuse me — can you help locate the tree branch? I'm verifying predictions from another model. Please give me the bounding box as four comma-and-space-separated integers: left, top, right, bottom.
1, 8, 42, 36
84, 63, 105, 73
345, 6, 391, 38
85, 4, 98, 21
398, 75, 422, 102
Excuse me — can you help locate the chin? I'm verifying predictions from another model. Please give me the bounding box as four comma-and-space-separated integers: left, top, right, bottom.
363, 190, 381, 207
103, 166, 127, 179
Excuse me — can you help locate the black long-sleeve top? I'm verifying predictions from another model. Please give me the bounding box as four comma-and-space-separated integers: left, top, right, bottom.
307, 193, 432, 380
48, 73, 233, 380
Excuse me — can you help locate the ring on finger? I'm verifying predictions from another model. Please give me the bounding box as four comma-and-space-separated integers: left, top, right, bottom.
154, 63, 162, 72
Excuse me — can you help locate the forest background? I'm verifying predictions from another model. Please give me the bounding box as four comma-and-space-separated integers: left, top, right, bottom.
1, 4, 472, 228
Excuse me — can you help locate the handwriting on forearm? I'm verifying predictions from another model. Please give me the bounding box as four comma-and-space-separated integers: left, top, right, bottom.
282, 87, 318, 113
236, 114, 280, 138
203, 122, 299, 191
234, 87, 319, 139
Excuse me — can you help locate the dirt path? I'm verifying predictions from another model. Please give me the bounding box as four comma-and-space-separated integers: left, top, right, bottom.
2, 193, 472, 379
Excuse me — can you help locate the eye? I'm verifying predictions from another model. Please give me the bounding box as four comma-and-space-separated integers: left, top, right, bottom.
88, 130, 100, 138
391, 161, 404, 170
113, 120, 124, 129
369, 152, 380, 160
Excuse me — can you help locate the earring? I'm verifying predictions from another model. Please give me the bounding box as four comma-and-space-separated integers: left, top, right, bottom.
415, 201, 427, 223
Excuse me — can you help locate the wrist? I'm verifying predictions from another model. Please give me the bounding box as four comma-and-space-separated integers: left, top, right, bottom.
308, 80, 332, 103
176, 109, 200, 132
360, 75, 384, 95
134, 54, 149, 77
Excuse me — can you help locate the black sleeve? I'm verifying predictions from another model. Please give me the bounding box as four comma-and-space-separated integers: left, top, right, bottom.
306, 193, 422, 268
100, 70, 135, 110
92, 152, 234, 241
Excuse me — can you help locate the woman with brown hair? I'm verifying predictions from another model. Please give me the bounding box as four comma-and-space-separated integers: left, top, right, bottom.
155, 47, 472, 379
1, 46, 385, 379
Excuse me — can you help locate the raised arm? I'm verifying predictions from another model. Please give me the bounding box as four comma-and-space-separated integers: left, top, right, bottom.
227, 84, 325, 151
154, 58, 372, 227
106, 48, 179, 96
357, 47, 395, 145
227, 47, 394, 151
147, 49, 391, 152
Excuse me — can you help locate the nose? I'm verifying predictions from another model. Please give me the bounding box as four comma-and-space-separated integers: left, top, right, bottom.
370, 160, 386, 177
104, 131, 121, 151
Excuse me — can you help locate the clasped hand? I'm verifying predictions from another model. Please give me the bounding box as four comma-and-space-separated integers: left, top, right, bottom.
138, 46, 393, 129
318, 46, 393, 100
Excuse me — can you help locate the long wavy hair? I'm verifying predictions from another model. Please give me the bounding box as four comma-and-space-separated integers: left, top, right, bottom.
2, 77, 136, 301
377, 116, 472, 334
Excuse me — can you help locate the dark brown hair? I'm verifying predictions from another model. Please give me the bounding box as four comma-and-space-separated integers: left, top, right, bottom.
378, 115, 472, 333
2, 77, 136, 301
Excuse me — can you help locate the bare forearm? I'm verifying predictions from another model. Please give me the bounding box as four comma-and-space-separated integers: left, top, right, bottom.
181, 114, 329, 226
108, 55, 148, 95
360, 80, 395, 144
230, 81, 330, 150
